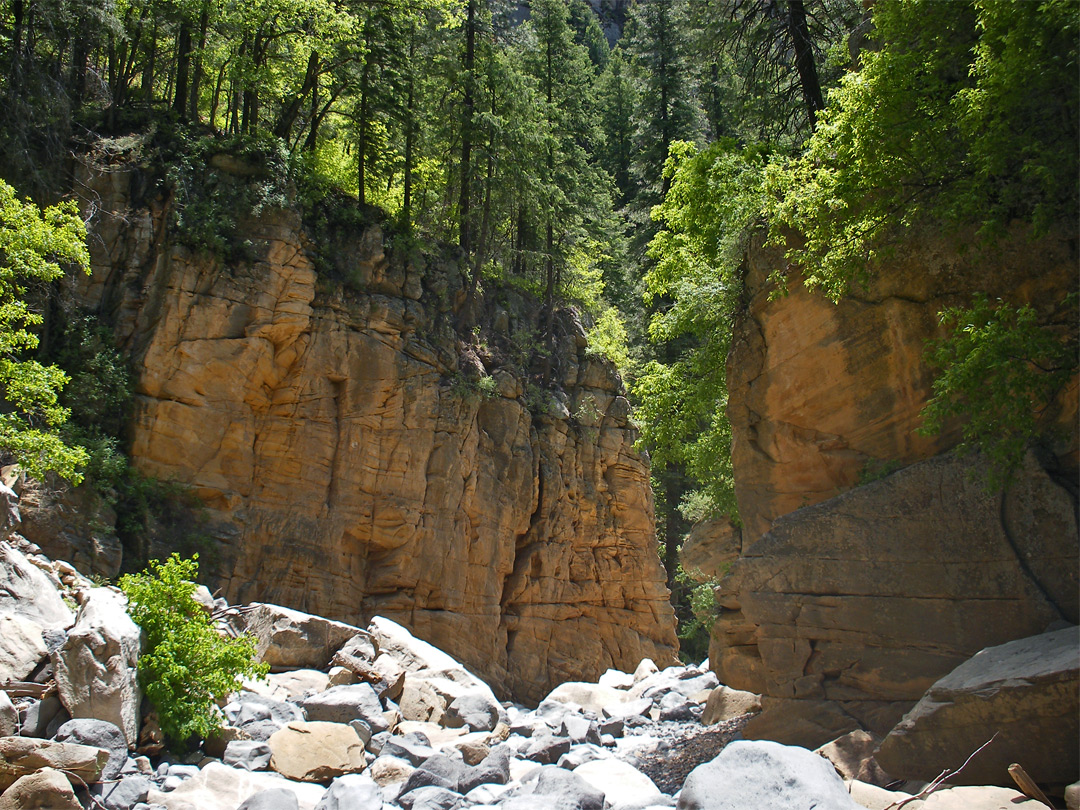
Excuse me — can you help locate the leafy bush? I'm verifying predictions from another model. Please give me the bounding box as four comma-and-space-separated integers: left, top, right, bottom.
919, 293, 1078, 489
120, 554, 267, 747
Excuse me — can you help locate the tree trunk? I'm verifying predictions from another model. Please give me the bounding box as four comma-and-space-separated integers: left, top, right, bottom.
458, 0, 477, 254
173, 21, 191, 118
787, 0, 825, 126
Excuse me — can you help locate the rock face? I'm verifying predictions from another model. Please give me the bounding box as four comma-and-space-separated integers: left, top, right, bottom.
712, 451, 1078, 743
876, 626, 1080, 787
727, 226, 1078, 546
71, 159, 676, 703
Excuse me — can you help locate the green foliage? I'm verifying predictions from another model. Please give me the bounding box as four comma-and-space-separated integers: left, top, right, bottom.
768, 0, 1079, 299
120, 554, 267, 747
634, 140, 770, 520
586, 307, 631, 373
48, 314, 133, 488
674, 566, 720, 665
919, 293, 1078, 490
0, 180, 90, 482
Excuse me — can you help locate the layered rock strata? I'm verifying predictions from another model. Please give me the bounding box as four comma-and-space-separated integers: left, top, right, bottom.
70, 157, 677, 703
711, 451, 1078, 744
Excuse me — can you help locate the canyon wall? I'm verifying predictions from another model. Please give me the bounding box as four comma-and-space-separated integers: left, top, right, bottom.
68, 156, 678, 704
708, 226, 1078, 745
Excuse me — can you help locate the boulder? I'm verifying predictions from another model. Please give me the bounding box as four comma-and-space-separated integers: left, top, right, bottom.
0, 736, 109, 791
9, 473, 123, 579
235, 603, 361, 671
314, 773, 383, 810
368, 755, 415, 788
225, 739, 274, 771
301, 684, 389, 732
145, 761, 326, 810
442, 693, 500, 732
267, 721, 367, 782
713, 451, 1078, 742
398, 785, 461, 810
0, 544, 73, 630
700, 686, 761, 725
52, 587, 141, 747
53, 718, 129, 781
0, 766, 82, 810
531, 766, 605, 810
677, 740, 862, 810
573, 759, 663, 808
544, 682, 626, 717
236, 788, 301, 810
0, 692, 16, 737
814, 730, 892, 787
92, 774, 152, 810
0, 614, 46, 684
876, 626, 1080, 786
245, 669, 330, 701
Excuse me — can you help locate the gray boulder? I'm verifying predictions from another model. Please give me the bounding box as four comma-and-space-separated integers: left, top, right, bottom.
532, 765, 605, 810
677, 740, 861, 810
53, 588, 141, 747
0, 544, 73, 630
301, 684, 389, 732
93, 775, 152, 810
235, 788, 300, 810
443, 692, 500, 732
397, 753, 467, 797
235, 603, 361, 671
398, 785, 461, 810
224, 740, 273, 771
0, 691, 18, 737
876, 625, 1080, 786
0, 614, 47, 684
314, 773, 383, 810
459, 745, 510, 793
54, 718, 129, 780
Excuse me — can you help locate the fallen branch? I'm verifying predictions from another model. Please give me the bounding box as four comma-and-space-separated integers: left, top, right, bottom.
1008, 763, 1053, 808
884, 733, 1000, 810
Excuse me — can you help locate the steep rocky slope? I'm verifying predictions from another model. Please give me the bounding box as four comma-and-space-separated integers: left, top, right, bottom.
60, 153, 677, 704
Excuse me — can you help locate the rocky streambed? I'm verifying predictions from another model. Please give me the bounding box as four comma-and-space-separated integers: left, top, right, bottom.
0, 527, 1069, 810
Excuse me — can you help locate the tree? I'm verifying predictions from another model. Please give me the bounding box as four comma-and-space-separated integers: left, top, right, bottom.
770, 0, 1079, 299
120, 554, 268, 747
0, 179, 89, 482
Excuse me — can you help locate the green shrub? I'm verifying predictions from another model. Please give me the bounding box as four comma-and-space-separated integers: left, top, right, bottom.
119, 554, 267, 747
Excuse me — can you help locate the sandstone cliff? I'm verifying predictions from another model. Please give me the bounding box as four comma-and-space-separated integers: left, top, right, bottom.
62, 154, 678, 704
706, 226, 1078, 745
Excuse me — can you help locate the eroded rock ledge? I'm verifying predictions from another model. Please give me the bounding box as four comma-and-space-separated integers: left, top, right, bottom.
67, 158, 678, 703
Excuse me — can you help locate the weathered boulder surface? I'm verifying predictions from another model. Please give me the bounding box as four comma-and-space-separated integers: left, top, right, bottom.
267, 721, 368, 782
0, 615, 46, 684
72, 159, 677, 703
677, 739, 862, 810
0, 544, 73, 631
0, 737, 109, 791
0, 766, 83, 810
237, 603, 362, 671
712, 451, 1078, 744
727, 226, 1078, 546
876, 626, 1079, 787
53, 588, 141, 748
